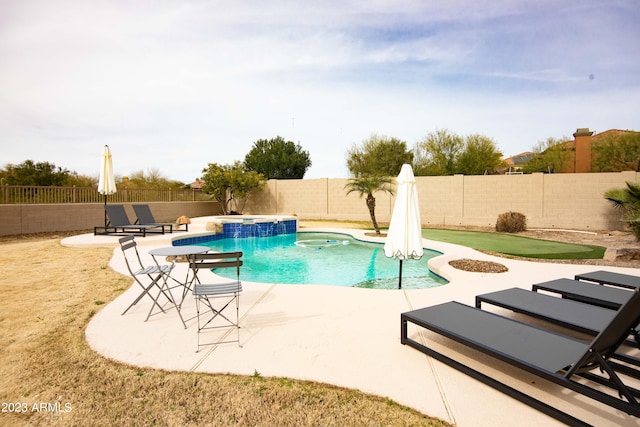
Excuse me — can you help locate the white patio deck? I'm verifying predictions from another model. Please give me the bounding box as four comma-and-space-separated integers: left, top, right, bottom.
62, 217, 640, 426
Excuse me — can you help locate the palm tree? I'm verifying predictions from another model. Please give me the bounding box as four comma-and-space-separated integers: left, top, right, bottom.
605, 181, 640, 240
344, 175, 394, 235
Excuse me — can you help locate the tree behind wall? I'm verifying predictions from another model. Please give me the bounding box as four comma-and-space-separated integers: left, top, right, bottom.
346, 134, 413, 177
1, 160, 71, 186
413, 129, 463, 176
592, 131, 640, 172
125, 168, 185, 189
522, 136, 572, 173
455, 134, 506, 175
413, 129, 504, 175
244, 136, 312, 179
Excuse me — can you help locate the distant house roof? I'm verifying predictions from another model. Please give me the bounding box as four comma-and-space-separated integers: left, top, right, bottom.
593, 129, 632, 140
189, 178, 203, 189
504, 152, 535, 165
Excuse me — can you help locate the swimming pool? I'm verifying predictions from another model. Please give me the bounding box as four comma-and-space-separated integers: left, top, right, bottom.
203, 232, 447, 289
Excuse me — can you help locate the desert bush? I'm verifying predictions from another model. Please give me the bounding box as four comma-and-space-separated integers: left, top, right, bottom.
496, 211, 527, 233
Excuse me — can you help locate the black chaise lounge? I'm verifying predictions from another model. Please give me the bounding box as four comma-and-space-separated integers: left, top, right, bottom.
94, 205, 167, 237
532, 278, 633, 310
575, 270, 640, 290
133, 204, 188, 232
401, 288, 640, 426
476, 287, 640, 346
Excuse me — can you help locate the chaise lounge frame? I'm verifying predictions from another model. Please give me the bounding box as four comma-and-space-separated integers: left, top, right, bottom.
401, 288, 640, 426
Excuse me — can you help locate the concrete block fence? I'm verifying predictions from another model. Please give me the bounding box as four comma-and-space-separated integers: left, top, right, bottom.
1, 171, 637, 236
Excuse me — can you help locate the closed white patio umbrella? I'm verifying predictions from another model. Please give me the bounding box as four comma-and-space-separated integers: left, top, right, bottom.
384, 164, 423, 289
98, 145, 117, 226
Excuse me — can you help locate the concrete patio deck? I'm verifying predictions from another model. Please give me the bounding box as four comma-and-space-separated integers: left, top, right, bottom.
62, 217, 640, 426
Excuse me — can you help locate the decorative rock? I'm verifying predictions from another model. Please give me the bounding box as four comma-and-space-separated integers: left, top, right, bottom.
607, 248, 640, 261
448, 259, 509, 273
604, 248, 618, 261
177, 215, 191, 224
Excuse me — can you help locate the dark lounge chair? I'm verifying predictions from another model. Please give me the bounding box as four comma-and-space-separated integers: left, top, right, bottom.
94, 205, 167, 237
133, 204, 188, 232
401, 288, 640, 425
476, 287, 640, 345
575, 270, 640, 290
532, 278, 633, 310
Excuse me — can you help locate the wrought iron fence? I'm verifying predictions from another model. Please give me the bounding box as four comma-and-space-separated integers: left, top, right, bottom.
1, 185, 209, 204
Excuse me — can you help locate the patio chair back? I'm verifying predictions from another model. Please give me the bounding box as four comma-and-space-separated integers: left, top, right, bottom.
106, 205, 134, 227
188, 252, 244, 351
132, 204, 157, 225
119, 235, 144, 274
189, 252, 243, 280
118, 235, 173, 318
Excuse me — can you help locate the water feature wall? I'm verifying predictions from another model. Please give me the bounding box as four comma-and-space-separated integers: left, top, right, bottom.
225, 219, 297, 238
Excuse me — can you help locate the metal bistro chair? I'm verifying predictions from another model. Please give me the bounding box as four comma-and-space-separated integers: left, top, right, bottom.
119, 235, 176, 322
188, 252, 243, 352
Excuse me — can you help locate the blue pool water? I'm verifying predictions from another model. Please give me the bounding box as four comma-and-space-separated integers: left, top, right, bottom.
203, 232, 447, 289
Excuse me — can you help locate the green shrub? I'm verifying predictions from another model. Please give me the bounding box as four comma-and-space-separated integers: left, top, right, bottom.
496, 212, 527, 233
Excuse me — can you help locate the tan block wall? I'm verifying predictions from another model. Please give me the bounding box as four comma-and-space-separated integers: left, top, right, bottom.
2, 171, 637, 235
0, 201, 221, 236
244, 178, 395, 222
540, 171, 637, 230
419, 175, 463, 226
330, 178, 394, 222
277, 178, 329, 217
245, 171, 638, 231
245, 180, 277, 214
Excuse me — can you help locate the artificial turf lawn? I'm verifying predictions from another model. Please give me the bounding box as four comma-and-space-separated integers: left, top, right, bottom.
422, 229, 607, 260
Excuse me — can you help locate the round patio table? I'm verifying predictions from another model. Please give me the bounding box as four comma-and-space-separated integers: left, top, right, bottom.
148, 245, 210, 326
149, 245, 210, 258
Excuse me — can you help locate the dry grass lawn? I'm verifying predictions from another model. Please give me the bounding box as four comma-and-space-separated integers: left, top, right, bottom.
0, 236, 448, 426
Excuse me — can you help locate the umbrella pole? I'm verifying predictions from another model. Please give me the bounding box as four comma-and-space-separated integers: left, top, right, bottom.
104, 194, 108, 227
398, 259, 403, 289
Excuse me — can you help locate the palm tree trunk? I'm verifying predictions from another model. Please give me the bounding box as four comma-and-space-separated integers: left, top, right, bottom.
366, 194, 380, 234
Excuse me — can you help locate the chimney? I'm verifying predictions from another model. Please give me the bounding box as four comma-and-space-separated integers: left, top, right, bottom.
573, 128, 593, 173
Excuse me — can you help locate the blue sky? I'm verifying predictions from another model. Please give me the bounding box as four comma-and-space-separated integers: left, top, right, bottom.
1, 0, 639, 183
